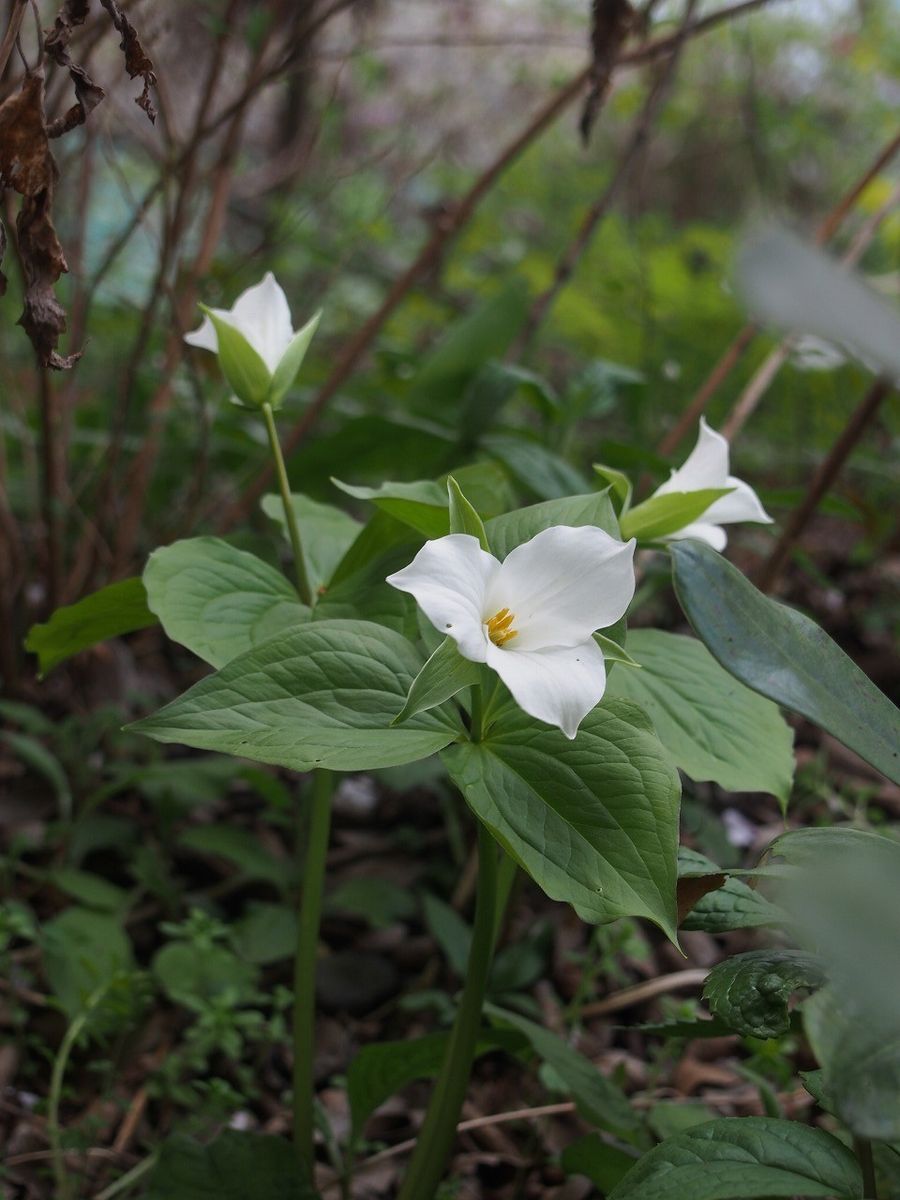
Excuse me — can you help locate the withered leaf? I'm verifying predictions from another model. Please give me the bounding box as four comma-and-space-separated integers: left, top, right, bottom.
45, 0, 106, 138
44, 0, 92, 61
579, 0, 635, 145
98, 0, 157, 123
0, 73, 55, 195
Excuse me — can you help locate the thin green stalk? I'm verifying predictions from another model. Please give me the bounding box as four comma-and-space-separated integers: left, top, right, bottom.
855, 1137, 878, 1199
261, 400, 312, 605
93, 1153, 159, 1200
293, 768, 333, 1186
396, 821, 500, 1200
49, 985, 109, 1200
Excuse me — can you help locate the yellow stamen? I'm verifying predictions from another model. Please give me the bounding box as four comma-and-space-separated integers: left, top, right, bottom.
485, 606, 518, 647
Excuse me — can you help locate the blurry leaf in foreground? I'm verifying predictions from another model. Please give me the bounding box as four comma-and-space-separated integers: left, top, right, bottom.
737, 223, 900, 380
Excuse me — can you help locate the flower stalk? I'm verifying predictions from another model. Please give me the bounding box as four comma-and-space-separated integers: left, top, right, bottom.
261, 400, 313, 606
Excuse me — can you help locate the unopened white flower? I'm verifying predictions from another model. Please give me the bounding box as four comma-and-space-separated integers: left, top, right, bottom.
186, 273, 295, 373
652, 418, 773, 551
387, 526, 636, 739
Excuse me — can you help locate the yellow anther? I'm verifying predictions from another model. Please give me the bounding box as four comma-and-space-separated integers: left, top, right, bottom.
486, 607, 518, 647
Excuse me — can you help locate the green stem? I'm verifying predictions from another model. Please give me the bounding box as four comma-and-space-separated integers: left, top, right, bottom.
49, 985, 109, 1200
261, 400, 312, 605
293, 768, 333, 1185
396, 822, 500, 1200
855, 1137, 878, 1199
93, 1153, 159, 1200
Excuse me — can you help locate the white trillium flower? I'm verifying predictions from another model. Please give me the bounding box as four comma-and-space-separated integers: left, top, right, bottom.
652, 418, 773, 551
386, 525, 636, 740
185, 272, 295, 374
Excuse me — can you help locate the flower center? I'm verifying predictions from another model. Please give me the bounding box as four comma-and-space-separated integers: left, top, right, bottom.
485, 607, 518, 648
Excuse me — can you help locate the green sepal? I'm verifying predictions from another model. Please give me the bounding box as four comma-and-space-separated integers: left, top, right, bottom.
447, 475, 489, 549
594, 632, 640, 670
593, 463, 633, 514
392, 635, 480, 726
620, 488, 732, 542
268, 309, 321, 409
201, 306, 272, 409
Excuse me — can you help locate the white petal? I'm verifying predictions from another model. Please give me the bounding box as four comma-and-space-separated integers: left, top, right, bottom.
229, 273, 294, 373
184, 314, 219, 354
486, 638, 607, 739
386, 534, 498, 663
665, 521, 728, 551
703, 475, 773, 526
484, 525, 636, 651
655, 417, 729, 495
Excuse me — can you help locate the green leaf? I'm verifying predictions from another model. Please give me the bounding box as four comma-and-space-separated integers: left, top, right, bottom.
670, 539, 900, 784
620, 489, 733, 542
594, 633, 639, 671
1, 731, 72, 817
443, 699, 680, 939
201, 308, 272, 408
404, 279, 529, 415
459, 361, 559, 441
482, 431, 589, 499
261, 492, 360, 594
325, 878, 417, 930
488, 1005, 639, 1138
144, 537, 308, 669
46, 868, 128, 913
25, 577, 157, 677
152, 942, 259, 1008
333, 477, 448, 538
422, 893, 471, 976
562, 1135, 639, 1192
43, 907, 134, 1019
146, 1131, 313, 1200
678, 849, 784, 934
703, 949, 826, 1039
131, 620, 463, 772
268, 309, 321, 408
392, 635, 480, 726
593, 463, 633, 513
485, 491, 619, 558
607, 630, 795, 807
178, 825, 293, 890
232, 902, 297, 964
607, 1117, 862, 1200
447, 475, 489, 548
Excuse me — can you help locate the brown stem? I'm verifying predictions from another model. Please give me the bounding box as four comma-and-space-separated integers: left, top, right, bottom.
658, 123, 900, 458
0, 0, 27, 82
216, 0, 778, 532
755, 377, 891, 593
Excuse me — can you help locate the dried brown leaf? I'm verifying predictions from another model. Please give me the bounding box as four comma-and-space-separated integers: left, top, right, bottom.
98, 0, 157, 123
45, 1, 107, 137
44, 0, 92, 60
579, 0, 635, 145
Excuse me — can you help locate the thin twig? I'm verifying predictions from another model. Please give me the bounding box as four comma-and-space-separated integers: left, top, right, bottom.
0, 0, 27, 81
755, 377, 892, 593
579, 967, 709, 1017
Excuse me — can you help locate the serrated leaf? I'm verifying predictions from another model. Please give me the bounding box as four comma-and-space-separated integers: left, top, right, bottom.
261, 492, 360, 594
25, 577, 157, 677
392, 635, 480, 726
131, 620, 463, 772
608, 1116, 862, 1200
144, 537, 308, 668
443, 699, 680, 940
146, 1131, 313, 1200
670, 539, 900, 784
619, 489, 733, 542
607, 630, 795, 807
703, 949, 825, 1038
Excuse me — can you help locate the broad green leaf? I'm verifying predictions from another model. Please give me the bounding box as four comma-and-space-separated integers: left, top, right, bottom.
404, 279, 529, 415
131, 620, 463, 772
608, 1117, 862, 1200
146, 1131, 313, 1200
670, 539, 900, 784
152, 942, 259, 1008
703, 949, 825, 1039
25, 577, 157, 677
482, 431, 589, 500
144, 537, 308, 669
678, 849, 784, 933
607, 630, 794, 806
201, 309, 272, 409
43, 907, 133, 1019
770, 825, 900, 871
325, 878, 417, 930
347, 1029, 524, 1144
392, 635, 479, 726
232, 902, 297, 964
459, 361, 560, 441
593, 463, 633, 512
47, 868, 128, 913
620, 489, 732, 542
178, 825, 293, 889
1, 731, 72, 817
268, 309, 321, 408
328, 511, 418, 587
447, 476, 488, 548
485, 491, 619, 558
333, 477, 448, 538
488, 1004, 639, 1138
443, 699, 680, 939
261, 492, 360, 594
562, 1135, 639, 1192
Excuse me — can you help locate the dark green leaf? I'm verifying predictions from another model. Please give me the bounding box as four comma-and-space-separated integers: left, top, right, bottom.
43, 907, 134, 1019
392, 635, 480, 726
25, 577, 157, 677
485, 491, 619, 558
447, 475, 489, 548
152, 942, 259, 1008
562, 1134, 639, 1191
146, 1131, 314, 1200
703, 949, 825, 1038
261, 492, 360, 594
482, 431, 589, 499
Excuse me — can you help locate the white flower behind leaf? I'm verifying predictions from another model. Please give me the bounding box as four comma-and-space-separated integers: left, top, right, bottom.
185, 272, 320, 409
651, 418, 773, 551
387, 526, 636, 739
